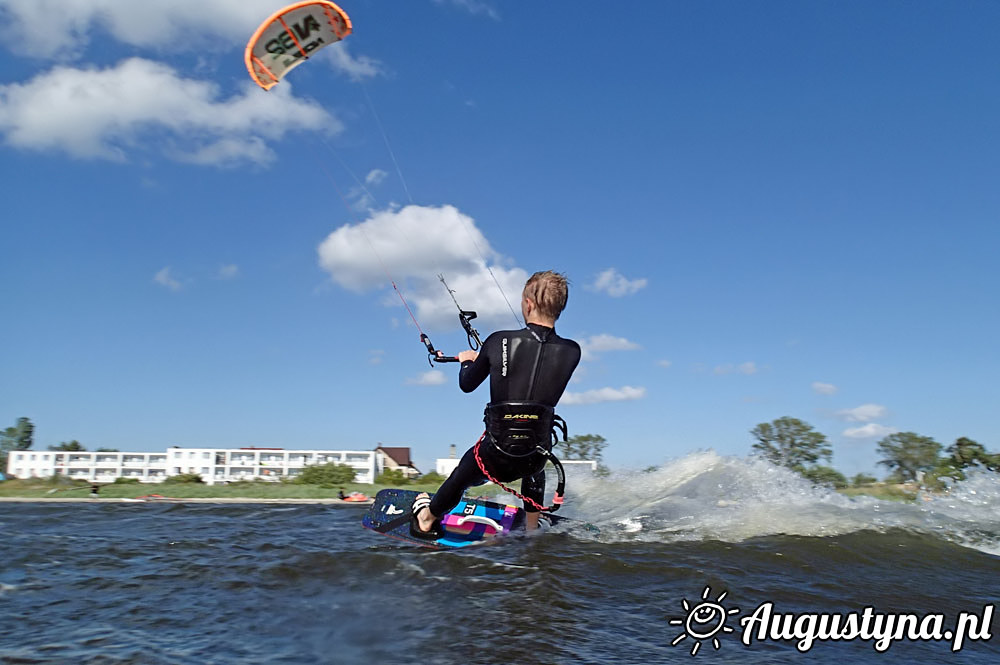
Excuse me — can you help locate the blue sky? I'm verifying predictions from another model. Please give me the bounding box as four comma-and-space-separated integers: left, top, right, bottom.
1, 1, 997, 477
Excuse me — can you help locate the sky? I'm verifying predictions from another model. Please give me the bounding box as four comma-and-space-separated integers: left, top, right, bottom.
1, 1, 998, 478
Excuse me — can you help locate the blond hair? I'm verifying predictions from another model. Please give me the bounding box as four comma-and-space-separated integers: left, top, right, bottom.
523, 271, 569, 321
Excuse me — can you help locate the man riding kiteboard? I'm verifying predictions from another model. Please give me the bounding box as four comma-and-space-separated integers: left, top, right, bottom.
412, 270, 581, 538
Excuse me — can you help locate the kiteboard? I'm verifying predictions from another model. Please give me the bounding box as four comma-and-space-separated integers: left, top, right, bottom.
363, 488, 544, 549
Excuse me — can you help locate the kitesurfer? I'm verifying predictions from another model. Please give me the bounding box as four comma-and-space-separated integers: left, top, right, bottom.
412, 271, 581, 538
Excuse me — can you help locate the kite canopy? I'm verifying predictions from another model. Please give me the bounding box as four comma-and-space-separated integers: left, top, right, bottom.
245, 1, 352, 90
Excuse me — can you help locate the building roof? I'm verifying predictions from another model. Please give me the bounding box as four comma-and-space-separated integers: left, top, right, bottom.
376, 446, 414, 467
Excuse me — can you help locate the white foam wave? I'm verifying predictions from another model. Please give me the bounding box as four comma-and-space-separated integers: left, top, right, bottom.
538, 451, 1000, 556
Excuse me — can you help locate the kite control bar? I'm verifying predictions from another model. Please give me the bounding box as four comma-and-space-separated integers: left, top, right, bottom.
421, 333, 460, 365
440, 275, 483, 350
420, 276, 485, 366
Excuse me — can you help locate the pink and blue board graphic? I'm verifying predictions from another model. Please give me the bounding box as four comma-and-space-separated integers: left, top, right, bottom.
362, 488, 525, 549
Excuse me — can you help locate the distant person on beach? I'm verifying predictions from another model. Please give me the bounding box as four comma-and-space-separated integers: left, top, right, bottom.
338, 488, 347, 500
90, 483, 100, 499
411, 271, 581, 539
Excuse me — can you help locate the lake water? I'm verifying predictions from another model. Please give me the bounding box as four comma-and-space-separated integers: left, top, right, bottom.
2, 452, 998, 664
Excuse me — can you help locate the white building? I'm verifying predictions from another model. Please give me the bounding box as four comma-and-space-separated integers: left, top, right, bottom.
5, 446, 382, 485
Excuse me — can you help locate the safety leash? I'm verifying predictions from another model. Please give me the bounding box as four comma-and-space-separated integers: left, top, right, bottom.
472, 433, 566, 513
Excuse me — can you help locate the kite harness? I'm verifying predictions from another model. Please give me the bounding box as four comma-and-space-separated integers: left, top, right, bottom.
472, 402, 568, 513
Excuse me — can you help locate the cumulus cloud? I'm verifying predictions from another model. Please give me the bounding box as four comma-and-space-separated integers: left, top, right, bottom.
317, 204, 527, 329
406, 370, 447, 386
0, 58, 337, 165
836, 403, 888, 423
218, 264, 239, 279
345, 169, 390, 212
561, 386, 646, 406
843, 423, 896, 439
0, 0, 277, 58
812, 381, 838, 395
657, 360, 672, 369
714, 362, 759, 375
578, 334, 641, 361
153, 267, 182, 291
319, 42, 382, 81
590, 268, 648, 297
365, 169, 388, 186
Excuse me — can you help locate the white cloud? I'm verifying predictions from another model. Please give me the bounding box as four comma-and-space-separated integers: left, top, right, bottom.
433, 0, 500, 20
657, 360, 672, 369
365, 169, 388, 186
346, 169, 389, 212
319, 43, 382, 81
714, 362, 759, 375
836, 403, 888, 423
0, 1, 383, 89
218, 264, 239, 279
843, 424, 896, 439
153, 267, 182, 291
0, 1, 352, 58
317, 204, 528, 329
578, 334, 641, 361
0, 58, 337, 165
561, 386, 646, 406
368, 349, 386, 365
590, 268, 648, 297
406, 370, 447, 386
812, 381, 838, 395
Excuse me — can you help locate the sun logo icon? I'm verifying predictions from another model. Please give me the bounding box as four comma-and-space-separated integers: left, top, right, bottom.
669, 585, 740, 656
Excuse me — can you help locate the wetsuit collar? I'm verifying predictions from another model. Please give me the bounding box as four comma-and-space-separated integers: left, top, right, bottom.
526, 322, 553, 342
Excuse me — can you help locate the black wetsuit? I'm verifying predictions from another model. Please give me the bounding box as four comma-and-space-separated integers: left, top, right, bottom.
429, 323, 581, 515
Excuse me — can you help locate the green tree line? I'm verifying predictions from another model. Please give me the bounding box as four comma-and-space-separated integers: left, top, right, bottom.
751, 416, 997, 490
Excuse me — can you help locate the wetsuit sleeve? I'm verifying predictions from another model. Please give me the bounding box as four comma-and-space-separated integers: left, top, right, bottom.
458, 335, 493, 393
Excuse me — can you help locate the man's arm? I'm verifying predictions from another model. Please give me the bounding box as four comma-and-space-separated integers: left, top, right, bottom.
458, 341, 491, 393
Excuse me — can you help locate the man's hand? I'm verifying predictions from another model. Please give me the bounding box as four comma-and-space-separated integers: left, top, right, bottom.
457, 350, 479, 363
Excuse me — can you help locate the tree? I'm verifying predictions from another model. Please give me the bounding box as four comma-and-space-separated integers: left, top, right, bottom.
95, 448, 120, 453
1, 417, 35, 469
876, 432, 941, 483
297, 463, 357, 486
750, 417, 831, 469
557, 434, 607, 463
418, 471, 446, 484
166, 473, 204, 484
946, 437, 996, 470
800, 465, 848, 489
851, 473, 877, 487
48, 441, 86, 451
556, 433, 610, 476
374, 468, 409, 485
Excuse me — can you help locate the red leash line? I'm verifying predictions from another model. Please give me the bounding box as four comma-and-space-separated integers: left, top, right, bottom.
472, 434, 558, 513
